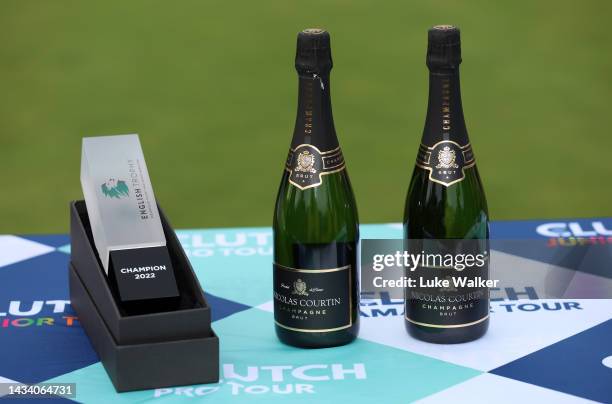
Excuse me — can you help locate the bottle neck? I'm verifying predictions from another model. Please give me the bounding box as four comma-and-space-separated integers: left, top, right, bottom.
422, 69, 469, 146
291, 72, 338, 151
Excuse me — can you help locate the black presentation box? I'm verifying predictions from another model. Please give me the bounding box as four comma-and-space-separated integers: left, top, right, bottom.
69, 200, 219, 392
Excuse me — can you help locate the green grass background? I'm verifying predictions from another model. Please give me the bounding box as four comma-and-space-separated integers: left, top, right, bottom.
1, 1, 611, 234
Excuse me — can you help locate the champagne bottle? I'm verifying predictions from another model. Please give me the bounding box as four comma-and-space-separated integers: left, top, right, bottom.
273, 28, 359, 348
403, 25, 490, 343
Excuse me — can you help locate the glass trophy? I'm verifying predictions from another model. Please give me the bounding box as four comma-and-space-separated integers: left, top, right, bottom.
80, 134, 179, 305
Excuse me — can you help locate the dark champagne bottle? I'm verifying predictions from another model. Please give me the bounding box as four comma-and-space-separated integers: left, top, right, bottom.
403, 25, 490, 343
273, 28, 359, 348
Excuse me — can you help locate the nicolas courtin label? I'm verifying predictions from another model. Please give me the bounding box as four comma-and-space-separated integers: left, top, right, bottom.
273, 263, 352, 332
360, 239, 494, 328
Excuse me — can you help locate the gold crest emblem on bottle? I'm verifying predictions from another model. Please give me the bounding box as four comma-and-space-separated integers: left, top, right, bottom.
435, 146, 458, 169
295, 151, 317, 174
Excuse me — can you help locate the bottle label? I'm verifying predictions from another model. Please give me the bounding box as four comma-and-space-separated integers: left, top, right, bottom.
285, 144, 345, 190
273, 263, 352, 332
405, 250, 489, 328
405, 279, 489, 328
416, 140, 475, 186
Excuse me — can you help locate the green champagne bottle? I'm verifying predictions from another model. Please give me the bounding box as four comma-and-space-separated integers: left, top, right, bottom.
273, 28, 360, 348
403, 25, 490, 343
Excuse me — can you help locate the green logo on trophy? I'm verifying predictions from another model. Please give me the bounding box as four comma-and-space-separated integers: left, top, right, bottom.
101, 178, 129, 199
